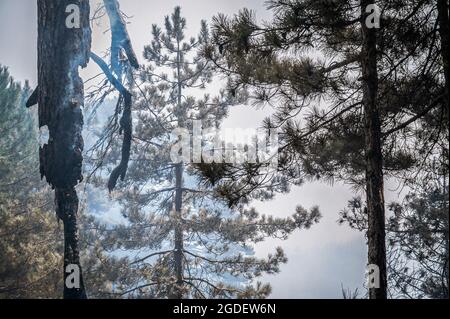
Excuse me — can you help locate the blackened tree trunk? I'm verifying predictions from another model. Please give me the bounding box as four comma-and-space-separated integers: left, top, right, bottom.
55, 188, 87, 299
37, 0, 91, 299
360, 0, 387, 299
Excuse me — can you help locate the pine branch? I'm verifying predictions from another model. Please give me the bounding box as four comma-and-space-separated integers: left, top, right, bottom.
383, 92, 446, 137
131, 249, 173, 265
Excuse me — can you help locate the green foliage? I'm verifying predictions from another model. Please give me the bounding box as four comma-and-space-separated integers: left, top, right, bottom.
207, 0, 447, 188
206, 0, 448, 298
0, 65, 63, 298
84, 7, 321, 299
387, 164, 448, 299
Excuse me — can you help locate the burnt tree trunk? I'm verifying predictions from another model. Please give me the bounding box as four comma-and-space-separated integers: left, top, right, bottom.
99, 0, 139, 192
37, 0, 91, 299
360, 0, 387, 299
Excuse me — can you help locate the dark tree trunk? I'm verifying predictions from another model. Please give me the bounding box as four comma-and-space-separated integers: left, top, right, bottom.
443, 162, 449, 298
169, 38, 185, 299
37, 0, 91, 299
437, 0, 450, 119
56, 188, 87, 299
360, 0, 387, 299
172, 163, 184, 299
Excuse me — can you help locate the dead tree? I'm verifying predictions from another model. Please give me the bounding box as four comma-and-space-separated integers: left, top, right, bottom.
27, 0, 137, 299
31, 0, 92, 299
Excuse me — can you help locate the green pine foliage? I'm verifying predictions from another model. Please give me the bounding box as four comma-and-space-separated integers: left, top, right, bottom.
204, 0, 448, 298
206, 0, 446, 190
0, 65, 63, 298
85, 7, 320, 299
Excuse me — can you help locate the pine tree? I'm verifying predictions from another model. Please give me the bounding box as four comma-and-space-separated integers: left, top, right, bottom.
206, 0, 448, 298
0, 65, 62, 298
87, 7, 321, 299
339, 153, 449, 298
388, 165, 448, 299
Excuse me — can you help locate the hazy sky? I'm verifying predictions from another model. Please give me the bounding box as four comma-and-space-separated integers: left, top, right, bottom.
0, 0, 403, 298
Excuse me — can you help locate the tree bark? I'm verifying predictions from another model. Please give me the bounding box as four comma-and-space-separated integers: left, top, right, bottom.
437, 0, 450, 119
56, 188, 87, 299
172, 163, 184, 299
360, 0, 387, 299
37, 0, 91, 299
170, 37, 185, 299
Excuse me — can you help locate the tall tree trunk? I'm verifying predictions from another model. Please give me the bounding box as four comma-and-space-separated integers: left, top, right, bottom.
360, 0, 387, 299
56, 188, 87, 299
173, 163, 184, 299
170, 37, 185, 299
436, 0, 449, 297
443, 159, 449, 298
437, 0, 450, 120
37, 0, 91, 299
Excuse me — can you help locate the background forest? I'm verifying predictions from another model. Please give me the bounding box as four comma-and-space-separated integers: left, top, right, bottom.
0, 0, 448, 299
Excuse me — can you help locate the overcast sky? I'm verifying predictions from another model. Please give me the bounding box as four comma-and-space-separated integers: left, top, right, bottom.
0, 0, 405, 298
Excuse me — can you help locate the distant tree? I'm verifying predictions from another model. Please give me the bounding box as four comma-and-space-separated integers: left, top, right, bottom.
86, 7, 320, 299
0, 66, 62, 298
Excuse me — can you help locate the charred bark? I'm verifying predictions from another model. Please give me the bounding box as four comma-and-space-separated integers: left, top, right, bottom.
89, 52, 133, 192
36, 0, 91, 299
108, 92, 132, 192
94, 1, 138, 192
360, 0, 387, 299
56, 188, 87, 299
